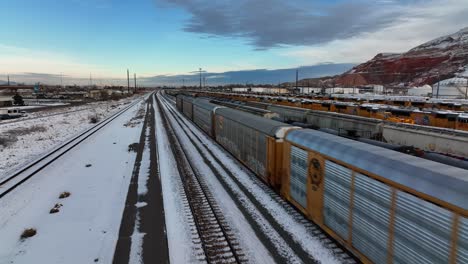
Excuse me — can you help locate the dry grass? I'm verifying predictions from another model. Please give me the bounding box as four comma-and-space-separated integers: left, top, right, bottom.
128, 143, 139, 152
59, 191, 71, 199
49, 203, 63, 214
89, 115, 100, 124
20, 228, 37, 239
0, 136, 17, 147
5, 125, 47, 137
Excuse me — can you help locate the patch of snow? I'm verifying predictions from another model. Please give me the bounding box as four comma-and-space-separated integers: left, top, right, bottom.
137, 127, 151, 196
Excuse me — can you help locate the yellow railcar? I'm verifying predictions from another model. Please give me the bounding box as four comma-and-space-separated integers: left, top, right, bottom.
282, 129, 468, 264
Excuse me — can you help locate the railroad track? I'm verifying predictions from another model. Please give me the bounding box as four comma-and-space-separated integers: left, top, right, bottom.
0, 97, 145, 199
158, 92, 358, 264
155, 93, 246, 263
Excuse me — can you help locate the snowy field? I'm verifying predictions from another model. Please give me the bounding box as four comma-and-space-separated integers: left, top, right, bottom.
0, 97, 137, 178
0, 97, 147, 264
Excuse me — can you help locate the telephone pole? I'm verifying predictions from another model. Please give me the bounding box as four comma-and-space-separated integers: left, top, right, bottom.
295, 69, 299, 93
199, 68, 202, 89
127, 69, 130, 94
134, 73, 137, 93
7, 75, 10, 86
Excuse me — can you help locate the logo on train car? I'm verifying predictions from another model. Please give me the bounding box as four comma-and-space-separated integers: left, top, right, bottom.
415, 114, 430, 125
309, 158, 323, 191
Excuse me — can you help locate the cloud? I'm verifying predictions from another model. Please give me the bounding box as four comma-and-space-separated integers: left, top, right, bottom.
282, 0, 468, 64
160, 0, 403, 49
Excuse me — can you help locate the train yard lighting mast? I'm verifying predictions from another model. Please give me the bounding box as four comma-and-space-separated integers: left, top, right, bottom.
295, 69, 299, 94
199, 68, 203, 89
127, 69, 130, 94
134, 73, 137, 93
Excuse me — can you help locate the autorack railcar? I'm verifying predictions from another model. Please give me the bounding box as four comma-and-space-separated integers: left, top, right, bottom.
180, 95, 194, 120
176, 93, 298, 189
192, 98, 224, 137
283, 129, 468, 264
214, 107, 298, 189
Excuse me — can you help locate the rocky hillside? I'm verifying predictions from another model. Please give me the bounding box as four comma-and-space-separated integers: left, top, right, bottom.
334, 27, 468, 87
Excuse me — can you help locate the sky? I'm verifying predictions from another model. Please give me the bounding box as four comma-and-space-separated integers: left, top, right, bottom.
1, 0, 468, 85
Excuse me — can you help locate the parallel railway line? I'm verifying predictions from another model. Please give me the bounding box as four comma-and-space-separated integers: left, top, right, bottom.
0, 98, 144, 199
158, 92, 358, 264
155, 93, 245, 263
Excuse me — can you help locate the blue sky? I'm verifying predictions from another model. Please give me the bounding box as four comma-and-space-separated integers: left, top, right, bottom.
0, 0, 299, 77
1, 0, 468, 84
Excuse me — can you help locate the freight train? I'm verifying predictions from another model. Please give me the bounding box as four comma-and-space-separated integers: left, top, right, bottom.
187, 96, 468, 159
173, 93, 468, 264
191, 91, 468, 131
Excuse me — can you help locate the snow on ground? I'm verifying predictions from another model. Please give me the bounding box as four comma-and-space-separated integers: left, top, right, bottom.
129, 126, 151, 264
153, 95, 204, 264
159, 94, 341, 264
0, 97, 135, 178
0, 98, 147, 264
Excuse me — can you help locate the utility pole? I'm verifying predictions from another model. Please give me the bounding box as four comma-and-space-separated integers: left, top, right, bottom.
295, 69, 299, 94
199, 68, 202, 89
7, 75, 10, 86
436, 73, 440, 99
90, 73, 93, 87
60, 73, 63, 88
134, 73, 137, 93
127, 69, 130, 94
465, 77, 468, 100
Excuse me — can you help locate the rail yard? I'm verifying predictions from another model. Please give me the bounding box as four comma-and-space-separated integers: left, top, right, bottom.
0, 89, 467, 264
4, 1, 468, 263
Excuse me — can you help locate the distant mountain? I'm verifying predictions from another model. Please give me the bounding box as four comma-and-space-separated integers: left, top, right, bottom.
334, 27, 468, 87
0, 80, 17, 85
140, 63, 355, 86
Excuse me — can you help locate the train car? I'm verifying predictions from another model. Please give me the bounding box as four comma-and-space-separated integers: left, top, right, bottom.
210, 100, 279, 119
192, 98, 224, 137
458, 114, 468, 131
282, 129, 468, 264
305, 110, 383, 139
176, 95, 183, 111
176, 95, 194, 120
431, 111, 457, 129
244, 101, 270, 110
266, 104, 309, 123
410, 110, 432, 126
214, 107, 298, 189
